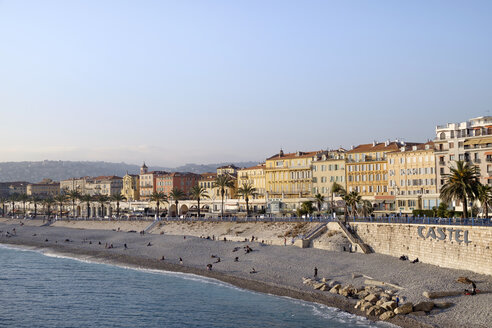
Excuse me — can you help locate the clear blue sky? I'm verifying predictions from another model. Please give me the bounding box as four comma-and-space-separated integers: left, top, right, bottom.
1, 0, 491, 166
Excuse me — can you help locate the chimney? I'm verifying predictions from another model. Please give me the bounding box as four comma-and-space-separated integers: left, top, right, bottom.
373, 140, 377, 146
385, 139, 390, 146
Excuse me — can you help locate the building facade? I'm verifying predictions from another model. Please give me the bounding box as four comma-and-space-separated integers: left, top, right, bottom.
26, 179, 60, 198
237, 163, 266, 199
138, 163, 167, 200
122, 173, 140, 201
155, 172, 200, 195
312, 149, 346, 197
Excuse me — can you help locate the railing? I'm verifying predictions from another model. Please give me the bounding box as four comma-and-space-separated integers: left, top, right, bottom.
4, 215, 492, 227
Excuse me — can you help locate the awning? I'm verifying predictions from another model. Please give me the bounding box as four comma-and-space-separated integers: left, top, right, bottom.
374, 195, 395, 200
464, 137, 492, 146
485, 152, 492, 155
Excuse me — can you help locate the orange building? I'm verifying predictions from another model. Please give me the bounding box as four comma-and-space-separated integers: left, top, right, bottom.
155, 172, 200, 196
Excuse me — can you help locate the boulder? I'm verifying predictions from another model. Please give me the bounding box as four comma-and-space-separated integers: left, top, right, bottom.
376, 299, 385, 306
302, 278, 313, 285
434, 302, 453, 309
380, 292, 391, 299
313, 283, 325, 290
414, 301, 434, 312
364, 293, 379, 304
352, 273, 362, 279
354, 300, 363, 309
410, 311, 427, 316
327, 280, 339, 288
329, 286, 340, 294
394, 302, 413, 315
340, 285, 356, 297
379, 311, 395, 321
320, 284, 329, 291
381, 301, 397, 311
321, 277, 330, 283
366, 306, 385, 317
360, 301, 373, 311
356, 290, 370, 299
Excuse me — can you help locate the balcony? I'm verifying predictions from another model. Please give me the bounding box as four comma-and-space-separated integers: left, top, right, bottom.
438, 161, 446, 166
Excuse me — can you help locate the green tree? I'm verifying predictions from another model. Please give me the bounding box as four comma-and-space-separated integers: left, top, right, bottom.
346, 191, 362, 218
54, 194, 67, 218
168, 188, 186, 217
331, 182, 347, 218
297, 200, 314, 216
79, 194, 93, 218
314, 193, 325, 213
359, 199, 373, 218
190, 184, 209, 218
29, 195, 42, 218
9, 193, 19, 216
476, 183, 492, 218
440, 160, 480, 218
0, 197, 7, 216
149, 192, 168, 218
236, 183, 257, 217
42, 197, 55, 219
66, 189, 81, 218
214, 174, 235, 218
110, 193, 127, 218
436, 202, 448, 218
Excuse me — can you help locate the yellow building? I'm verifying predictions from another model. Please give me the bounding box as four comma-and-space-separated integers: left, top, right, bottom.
27, 179, 60, 198
122, 173, 140, 201
216, 164, 239, 176
387, 142, 439, 213
312, 150, 346, 197
237, 163, 266, 199
265, 150, 318, 200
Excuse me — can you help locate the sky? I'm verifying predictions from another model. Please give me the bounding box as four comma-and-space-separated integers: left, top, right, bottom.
1, 0, 491, 167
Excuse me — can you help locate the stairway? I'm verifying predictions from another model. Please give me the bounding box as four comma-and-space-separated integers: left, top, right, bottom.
144, 219, 161, 233
298, 223, 328, 248
336, 221, 372, 254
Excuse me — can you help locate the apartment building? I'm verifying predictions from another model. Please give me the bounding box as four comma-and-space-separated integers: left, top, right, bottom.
312, 149, 346, 197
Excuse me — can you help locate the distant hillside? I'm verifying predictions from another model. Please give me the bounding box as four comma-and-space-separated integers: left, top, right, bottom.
0, 160, 259, 183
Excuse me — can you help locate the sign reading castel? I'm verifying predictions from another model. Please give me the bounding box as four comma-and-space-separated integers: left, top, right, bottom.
417, 226, 471, 244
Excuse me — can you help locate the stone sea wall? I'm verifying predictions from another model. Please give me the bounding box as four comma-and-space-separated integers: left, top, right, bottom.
349, 222, 492, 276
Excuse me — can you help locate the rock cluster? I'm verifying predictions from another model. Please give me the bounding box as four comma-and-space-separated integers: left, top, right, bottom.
302, 277, 454, 322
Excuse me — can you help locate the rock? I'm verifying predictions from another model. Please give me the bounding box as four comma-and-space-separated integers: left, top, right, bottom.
340, 285, 356, 297
320, 285, 329, 291
376, 299, 385, 306
321, 277, 330, 283
364, 293, 379, 304
352, 273, 362, 279
381, 301, 397, 311
356, 290, 370, 299
394, 302, 413, 315
327, 280, 339, 288
410, 311, 427, 316
384, 289, 395, 295
354, 300, 363, 309
380, 292, 390, 299
302, 278, 313, 285
313, 283, 325, 290
360, 301, 373, 311
414, 301, 434, 312
379, 311, 395, 321
423, 290, 462, 299
434, 302, 453, 309
366, 306, 385, 317
329, 286, 340, 294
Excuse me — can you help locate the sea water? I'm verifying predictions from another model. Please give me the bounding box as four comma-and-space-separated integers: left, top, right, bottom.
0, 245, 392, 328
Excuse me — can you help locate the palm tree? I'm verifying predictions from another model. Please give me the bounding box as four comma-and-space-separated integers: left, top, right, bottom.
168, 188, 186, 217
110, 193, 127, 218
346, 191, 361, 218
94, 194, 109, 218
359, 199, 373, 218
440, 160, 480, 218
0, 197, 7, 217
149, 192, 168, 218
30, 195, 42, 218
331, 182, 348, 218
9, 193, 19, 216
300, 201, 314, 216
190, 185, 209, 218
79, 194, 93, 218
236, 183, 257, 217
42, 197, 55, 219
214, 174, 235, 218
18, 193, 29, 217
476, 183, 492, 219
314, 193, 325, 213
54, 194, 67, 218
66, 189, 81, 218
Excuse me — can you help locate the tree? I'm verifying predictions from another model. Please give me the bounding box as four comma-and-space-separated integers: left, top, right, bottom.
110, 193, 127, 219
9, 193, 19, 216
94, 194, 109, 218
66, 189, 81, 218
168, 188, 186, 217
149, 192, 168, 218
297, 201, 314, 217
30, 196, 42, 218
331, 182, 347, 217
54, 194, 67, 218
440, 160, 480, 218
79, 194, 93, 218
359, 199, 373, 218
42, 197, 55, 219
18, 193, 29, 217
476, 183, 492, 218
0, 197, 6, 217
190, 184, 209, 218
314, 193, 325, 213
214, 174, 235, 218
346, 191, 362, 218
236, 183, 257, 217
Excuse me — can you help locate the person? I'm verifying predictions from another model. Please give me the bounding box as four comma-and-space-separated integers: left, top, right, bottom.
234, 257, 239, 262
179, 257, 183, 264
314, 267, 318, 279
160, 256, 165, 261
214, 257, 221, 263
207, 263, 212, 271
284, 237, 287, 246
395, 296, 400, 307
411, 258, 419, 263
471, 282, 477, 295
250, 268, 257, 274
124, 243, 128, 249
147, 242, 152, 247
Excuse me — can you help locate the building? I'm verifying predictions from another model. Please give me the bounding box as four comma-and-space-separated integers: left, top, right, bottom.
122, 173, 140, 201
312, 149, 346, 197
87, 176, 123, 196
435, 116, 492, 190
155, 172, 200, 195
265, 150, 318, 200
0, 182, 29, 197
237, 163, 266, 199
216, 164, 239, 176
60, 177, 90, 194
26, 179, 60, 198
387, 142, 439, 214
138, 163, 168, 200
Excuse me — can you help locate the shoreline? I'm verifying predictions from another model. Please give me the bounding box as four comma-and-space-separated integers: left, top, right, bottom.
0, 226, 434, 328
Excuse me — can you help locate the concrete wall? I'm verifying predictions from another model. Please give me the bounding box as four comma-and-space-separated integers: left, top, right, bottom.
349, 222, 492, 276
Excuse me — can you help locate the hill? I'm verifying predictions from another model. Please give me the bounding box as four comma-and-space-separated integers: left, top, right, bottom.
0, 160, 260, 183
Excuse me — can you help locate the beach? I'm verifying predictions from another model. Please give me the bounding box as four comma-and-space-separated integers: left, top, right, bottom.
0, 218, 490, 328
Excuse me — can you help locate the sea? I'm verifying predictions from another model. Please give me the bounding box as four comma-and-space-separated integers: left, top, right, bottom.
0, 244, 393, 328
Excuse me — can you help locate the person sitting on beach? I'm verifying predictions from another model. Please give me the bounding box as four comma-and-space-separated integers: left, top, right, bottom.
465, 282, 477, 295
147, 242, 152, 247
232, 247, 240, 252
250, 268, 257, 274
411, 258, 419, 263
211, 254, 217, 258
234, 257, 239, 262
124, 243, 128, 249
214, 257, 221, 263
98, 241, 101, 245
45, 238, 48, 242
207, 264, 212, 271
179, 257, 183, 264
160, 256, 165, 261
89, 241, 92, 244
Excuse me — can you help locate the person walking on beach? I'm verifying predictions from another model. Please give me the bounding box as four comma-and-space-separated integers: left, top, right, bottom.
314, 267, 318, 279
